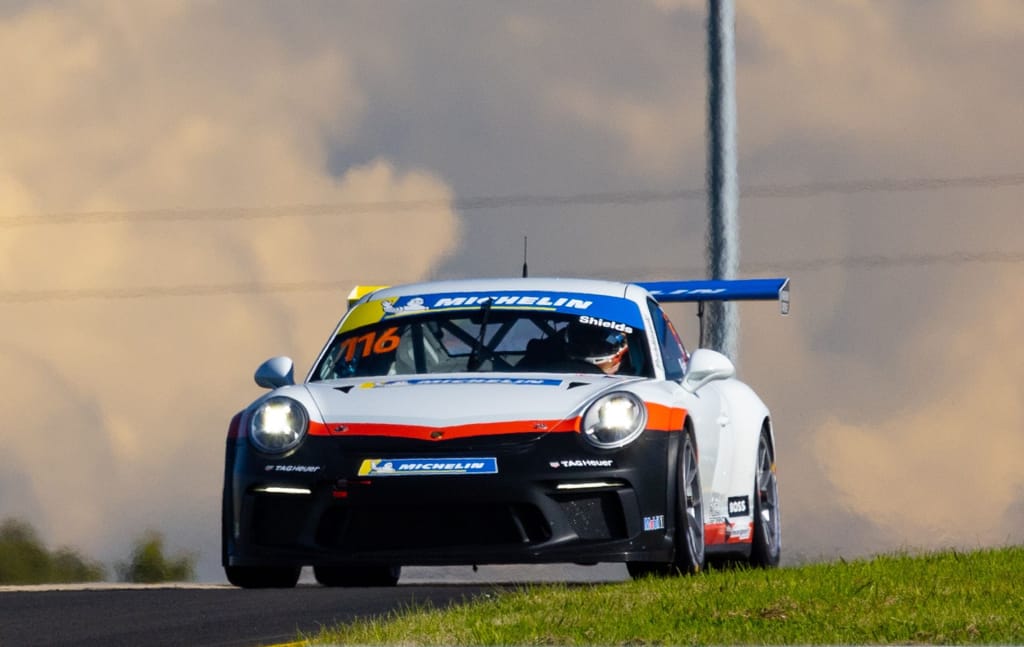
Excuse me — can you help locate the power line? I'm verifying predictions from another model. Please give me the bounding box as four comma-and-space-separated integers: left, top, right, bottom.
3, 251, 1021, 304
607, 251, 1024, 278
0, 280, 356, 304
741, 173, 1024, 198
3, 172, 1024, 229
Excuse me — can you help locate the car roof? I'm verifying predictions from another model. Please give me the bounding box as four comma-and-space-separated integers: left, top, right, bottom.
364, 277, 643, 302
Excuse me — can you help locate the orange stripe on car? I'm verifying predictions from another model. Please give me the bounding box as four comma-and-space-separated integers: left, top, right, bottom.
308, 402, 687, 440
704, 521, 753, 545
308, 418, 579, 441
646, 403, 686, 431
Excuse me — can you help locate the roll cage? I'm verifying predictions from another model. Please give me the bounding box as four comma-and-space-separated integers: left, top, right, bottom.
312, 309, 652, 380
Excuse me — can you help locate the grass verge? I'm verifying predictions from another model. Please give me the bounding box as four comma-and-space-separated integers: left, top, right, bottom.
304, 547, 1024, 645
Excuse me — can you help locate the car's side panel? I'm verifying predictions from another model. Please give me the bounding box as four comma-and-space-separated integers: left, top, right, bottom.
695, 380, 737, 531
709, 378, 771, 547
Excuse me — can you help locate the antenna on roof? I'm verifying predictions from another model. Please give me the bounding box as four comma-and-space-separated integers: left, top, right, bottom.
522, 236, 529, 278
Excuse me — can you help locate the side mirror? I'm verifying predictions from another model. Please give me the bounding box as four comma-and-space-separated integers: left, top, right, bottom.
255, 356, 295, 389
681, 349, 735, 393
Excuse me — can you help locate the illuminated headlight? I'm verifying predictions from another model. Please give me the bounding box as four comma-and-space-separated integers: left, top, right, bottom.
580, 392, 647, 449
249, 396, 309, 454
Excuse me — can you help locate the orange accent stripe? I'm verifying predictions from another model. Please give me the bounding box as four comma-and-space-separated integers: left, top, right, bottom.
309, 418, 579, 441
308, 403, 687, 441
705, 522, 727, 545
705, 521, 754, 545
647, 403, 686, 431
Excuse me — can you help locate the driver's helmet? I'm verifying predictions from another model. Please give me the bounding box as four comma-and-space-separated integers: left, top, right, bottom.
565, 322, 629, 369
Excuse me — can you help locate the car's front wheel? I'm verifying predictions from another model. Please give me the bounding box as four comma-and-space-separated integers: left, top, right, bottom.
313, 564, 401, 587
627, 427, 704, 578
225, 565, 301, 589
749, 427, 781, 567
673, 427, 705, 574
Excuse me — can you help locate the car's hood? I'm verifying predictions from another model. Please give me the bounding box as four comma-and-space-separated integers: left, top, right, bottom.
304, 372, 641, 437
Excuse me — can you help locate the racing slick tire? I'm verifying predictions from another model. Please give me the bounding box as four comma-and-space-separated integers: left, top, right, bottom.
313, 564, 401, 587
627, 427, 705, 578
225, 565, 301, 589
671, 427, 706, 574
749, 426, 781, 568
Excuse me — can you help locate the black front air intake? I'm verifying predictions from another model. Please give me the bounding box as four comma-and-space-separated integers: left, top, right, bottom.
552, 492, 628, 541
315, 502, 551, 551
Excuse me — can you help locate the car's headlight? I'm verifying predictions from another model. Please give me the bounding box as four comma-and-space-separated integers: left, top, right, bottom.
580, 392, 647, 449
249, 396, 309, 453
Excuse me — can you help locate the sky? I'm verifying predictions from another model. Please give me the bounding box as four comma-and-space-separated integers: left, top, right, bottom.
1, 0, 1022, 581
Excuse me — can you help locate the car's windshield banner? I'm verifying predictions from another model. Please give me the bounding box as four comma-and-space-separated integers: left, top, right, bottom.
360, 377, 564, 388
340, 290, 644, 333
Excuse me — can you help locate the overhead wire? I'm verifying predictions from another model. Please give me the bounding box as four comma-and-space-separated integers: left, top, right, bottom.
2, 171, 1022, 303
3, 172, 1024, 228
2, 251, 1021, 304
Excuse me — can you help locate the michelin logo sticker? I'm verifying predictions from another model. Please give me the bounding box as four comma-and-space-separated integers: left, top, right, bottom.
359, 457, 498, 476
381, 297, 429, 315
432, 295, 592, 309
378, 290, 646, 328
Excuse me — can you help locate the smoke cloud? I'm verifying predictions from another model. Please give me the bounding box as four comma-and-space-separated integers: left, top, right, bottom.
1, 2, 459, 577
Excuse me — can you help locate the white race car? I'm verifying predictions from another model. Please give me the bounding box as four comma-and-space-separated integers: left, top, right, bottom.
222, 276, 788, 587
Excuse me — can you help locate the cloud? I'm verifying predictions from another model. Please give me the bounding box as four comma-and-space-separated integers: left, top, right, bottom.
0, 2, 459, 576
1, 0, 1023, 582
815, 271, 1024, 549
545, 84, 705, 179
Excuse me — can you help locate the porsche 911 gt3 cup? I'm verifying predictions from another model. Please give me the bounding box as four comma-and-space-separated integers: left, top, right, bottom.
222, 277, 788, 588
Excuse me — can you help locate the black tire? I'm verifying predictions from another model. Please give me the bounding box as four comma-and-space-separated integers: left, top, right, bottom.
673, 428, 705, 574
749, 427, 781, 567
225, 565, 301, 589
627, 427, 704, 578
313, 564, 401, 587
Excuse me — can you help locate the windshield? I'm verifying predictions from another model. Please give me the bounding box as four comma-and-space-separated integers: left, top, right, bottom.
312, 309, 651, 380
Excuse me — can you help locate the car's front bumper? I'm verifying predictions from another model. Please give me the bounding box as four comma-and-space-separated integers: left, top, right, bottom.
224, 430, 680, 567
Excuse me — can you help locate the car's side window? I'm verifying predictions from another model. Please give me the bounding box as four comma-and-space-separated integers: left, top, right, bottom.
647, 300, 688, 381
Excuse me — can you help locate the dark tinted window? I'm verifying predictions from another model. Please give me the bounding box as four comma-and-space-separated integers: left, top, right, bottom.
312, 310, 653, 379
647, 300, 689, 380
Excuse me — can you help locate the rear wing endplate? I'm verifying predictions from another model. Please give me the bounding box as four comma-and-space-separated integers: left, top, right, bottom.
637, 278, 790, 315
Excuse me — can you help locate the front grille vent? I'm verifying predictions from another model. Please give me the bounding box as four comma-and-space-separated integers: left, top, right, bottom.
315, 503, 551, 551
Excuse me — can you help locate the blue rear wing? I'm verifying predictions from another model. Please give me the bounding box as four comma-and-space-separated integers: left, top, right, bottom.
637, 278, 790, 315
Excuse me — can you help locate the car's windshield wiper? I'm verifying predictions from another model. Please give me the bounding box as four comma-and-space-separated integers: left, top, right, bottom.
466, 298, 493, 372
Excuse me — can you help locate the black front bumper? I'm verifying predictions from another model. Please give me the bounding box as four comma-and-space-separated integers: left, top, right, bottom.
224, 430, 679, 567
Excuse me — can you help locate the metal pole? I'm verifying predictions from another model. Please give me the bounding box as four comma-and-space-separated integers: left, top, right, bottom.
706, 0, 739, 360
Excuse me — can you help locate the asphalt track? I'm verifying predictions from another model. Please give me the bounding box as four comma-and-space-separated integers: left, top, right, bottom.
0, 583, 497, 647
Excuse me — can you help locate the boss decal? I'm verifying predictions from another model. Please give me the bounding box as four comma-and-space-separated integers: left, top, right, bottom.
358, 457, 498, 476
727, 495, 750, 517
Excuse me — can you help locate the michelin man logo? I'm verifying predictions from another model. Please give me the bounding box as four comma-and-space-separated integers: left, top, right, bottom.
382, 297, 429, 315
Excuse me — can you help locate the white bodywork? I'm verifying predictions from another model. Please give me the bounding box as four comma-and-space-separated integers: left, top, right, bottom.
277, 277, 776, 544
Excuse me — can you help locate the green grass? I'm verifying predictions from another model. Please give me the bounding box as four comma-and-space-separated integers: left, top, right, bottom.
307, 546, 1024, 645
